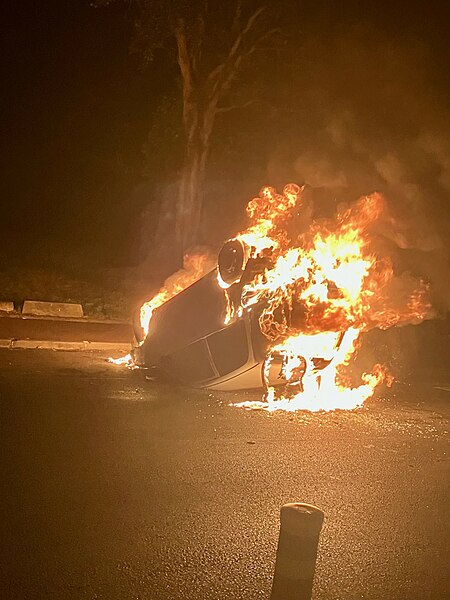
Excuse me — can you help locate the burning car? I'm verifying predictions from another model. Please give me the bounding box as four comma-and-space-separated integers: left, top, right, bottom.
133, 236, 346, 391
125, 183, 429, 411
134, 260, 268, 391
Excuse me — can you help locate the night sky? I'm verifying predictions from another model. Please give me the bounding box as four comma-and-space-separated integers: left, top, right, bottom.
1, 1, 153, 270
1, 0, 448, 275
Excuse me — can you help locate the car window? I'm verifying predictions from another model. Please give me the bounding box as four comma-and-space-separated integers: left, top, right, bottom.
164, 339, 216, 383
207, 320, 249, 377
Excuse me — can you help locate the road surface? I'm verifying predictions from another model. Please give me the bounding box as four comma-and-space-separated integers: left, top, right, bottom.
0, 349, 448, 600
0, 314, 132, 344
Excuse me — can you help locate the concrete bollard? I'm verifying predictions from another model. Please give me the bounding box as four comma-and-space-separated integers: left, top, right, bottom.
270, 503, 324, 600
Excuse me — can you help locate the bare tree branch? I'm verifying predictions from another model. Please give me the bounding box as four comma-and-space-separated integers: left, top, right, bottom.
174, 18, 197, 130
216, 98, 260, 113
228, 4, 267, 59
244, 27, 281, 57
231, 0, 242, 35
206, 4, 267, 96
191, 2, 208, 75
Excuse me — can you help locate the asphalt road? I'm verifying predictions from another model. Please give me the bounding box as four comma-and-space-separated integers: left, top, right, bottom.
0, 349, 448, 600
0, 315, 132, 343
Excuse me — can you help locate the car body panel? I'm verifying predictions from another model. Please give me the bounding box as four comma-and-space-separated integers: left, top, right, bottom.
136, 269, 271, 390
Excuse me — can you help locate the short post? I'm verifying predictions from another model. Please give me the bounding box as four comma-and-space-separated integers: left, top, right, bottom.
270, 503, 324, 600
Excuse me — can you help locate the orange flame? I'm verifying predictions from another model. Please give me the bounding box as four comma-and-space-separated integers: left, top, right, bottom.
229, 185, 430, 411
140, 251, 215, 338
113, 182, 431, 414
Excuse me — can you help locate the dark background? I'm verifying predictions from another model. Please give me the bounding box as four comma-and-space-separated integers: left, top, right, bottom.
0, 1, 448, 310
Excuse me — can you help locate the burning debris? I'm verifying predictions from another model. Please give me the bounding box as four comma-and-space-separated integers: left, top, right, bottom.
113, 183, 432, 412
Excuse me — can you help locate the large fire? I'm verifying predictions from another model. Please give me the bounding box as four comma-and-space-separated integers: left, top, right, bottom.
115, 183, 431, 413
225, 184, 429, 411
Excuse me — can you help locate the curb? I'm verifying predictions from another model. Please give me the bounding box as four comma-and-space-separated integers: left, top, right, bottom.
1, 313, 131, 326
0, 339, 131, 352
0, 301, 14, 313
22, 300, 83, 318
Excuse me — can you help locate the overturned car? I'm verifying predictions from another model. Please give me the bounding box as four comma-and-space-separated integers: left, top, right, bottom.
132, 235, 344, 392
123, 183, 428, 410
133, 241, 269, 390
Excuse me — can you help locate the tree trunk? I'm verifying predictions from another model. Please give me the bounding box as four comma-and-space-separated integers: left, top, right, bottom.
170, 6, 265, 258
176, 106, 215, 254
151, 186, 182, 272
176, 146, 205, 252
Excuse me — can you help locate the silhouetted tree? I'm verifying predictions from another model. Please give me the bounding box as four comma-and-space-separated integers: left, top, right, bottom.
94, 0, 283, 261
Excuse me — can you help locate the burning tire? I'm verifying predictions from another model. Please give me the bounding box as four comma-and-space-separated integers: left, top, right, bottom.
217, 238, 248, 286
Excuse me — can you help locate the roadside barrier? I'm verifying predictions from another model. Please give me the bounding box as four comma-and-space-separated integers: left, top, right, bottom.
0, 301, 14, 313
1, 339, 132, 352
22, 300, 83, 318
270, 503, 324, 600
